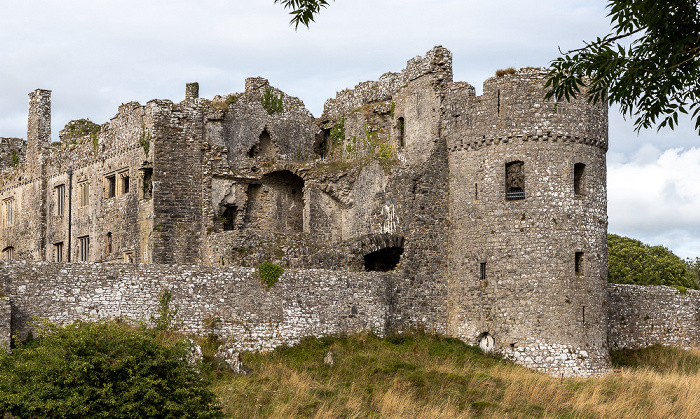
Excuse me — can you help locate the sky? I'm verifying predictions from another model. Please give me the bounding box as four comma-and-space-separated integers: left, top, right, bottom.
1, 0, 699, 258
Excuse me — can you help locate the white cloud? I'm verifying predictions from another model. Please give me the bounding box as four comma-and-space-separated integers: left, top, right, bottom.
609, 148, 700, 258
2, 0, 700, 256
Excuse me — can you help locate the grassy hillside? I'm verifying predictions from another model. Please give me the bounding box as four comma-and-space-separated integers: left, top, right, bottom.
211, 332, 700, 418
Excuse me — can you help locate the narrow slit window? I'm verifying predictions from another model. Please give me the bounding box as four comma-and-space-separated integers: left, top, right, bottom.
505, 161, 525, 201
106, 232, 112, 254
397, 117, 405, 147
480, 262, 487, 281
582, 306, 586, 324
574, 163, 585, 196
54, 242, 63, 262
575, 252, 584, 275
474, 182, 478, 200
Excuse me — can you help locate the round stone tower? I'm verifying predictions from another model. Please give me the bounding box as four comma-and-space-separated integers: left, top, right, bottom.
444, 69, 610, 376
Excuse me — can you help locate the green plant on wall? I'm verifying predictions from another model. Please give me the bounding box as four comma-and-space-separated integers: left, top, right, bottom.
139, 122, 151, 156
261, 85, 284, 115
91, 129, 99, 156
10, 150, 19, 167
151, 289, 178, 331
257, 261, 283, 289
329, 116, 345, 149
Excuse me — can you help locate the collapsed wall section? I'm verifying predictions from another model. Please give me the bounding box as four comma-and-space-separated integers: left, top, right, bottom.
0, 261, 390, 351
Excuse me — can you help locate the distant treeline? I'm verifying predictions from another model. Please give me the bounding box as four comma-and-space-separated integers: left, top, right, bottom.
608, 234, 699, 290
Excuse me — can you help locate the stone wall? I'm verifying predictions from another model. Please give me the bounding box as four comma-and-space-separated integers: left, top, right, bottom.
608, 284, 700, 350
0, 297, 10, 352
0, 261, 391, 351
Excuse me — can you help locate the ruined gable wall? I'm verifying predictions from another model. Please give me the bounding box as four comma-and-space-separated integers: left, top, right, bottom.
0, 261, 390, 352
608, 284, 700, 349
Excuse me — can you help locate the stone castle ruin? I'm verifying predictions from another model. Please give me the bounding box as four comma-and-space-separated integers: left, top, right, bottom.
1, 46, 699, 377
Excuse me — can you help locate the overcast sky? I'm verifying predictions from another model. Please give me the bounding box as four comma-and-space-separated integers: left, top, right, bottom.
1, 0, 699, 258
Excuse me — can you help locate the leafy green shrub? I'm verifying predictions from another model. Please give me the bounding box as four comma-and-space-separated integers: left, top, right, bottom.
608, 234, 697, 289
10, 151, 19, 167
257, 261, 283, 289
0, 320, 223, 418
261, 85, 284, 115
152, 289, 179, 331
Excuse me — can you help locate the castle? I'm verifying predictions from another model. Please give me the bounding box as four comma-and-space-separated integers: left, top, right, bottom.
1, 47, 698, 377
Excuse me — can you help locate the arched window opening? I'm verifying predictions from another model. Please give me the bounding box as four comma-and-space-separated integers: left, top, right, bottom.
505, 161, 525, 201
106, 232, 112, 254
364, 246, 404, 272
2, 246, 14, 260
574, 163, 586, 196
397, 117, 405, 147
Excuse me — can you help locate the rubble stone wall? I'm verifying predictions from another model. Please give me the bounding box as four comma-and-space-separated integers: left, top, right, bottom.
608, 284, 700, 349
0, 261, 391, 351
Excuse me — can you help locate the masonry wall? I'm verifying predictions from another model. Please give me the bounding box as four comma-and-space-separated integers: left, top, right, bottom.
0, 297, 10, 352
0, 261, 391, 351
608, 284, 700, 349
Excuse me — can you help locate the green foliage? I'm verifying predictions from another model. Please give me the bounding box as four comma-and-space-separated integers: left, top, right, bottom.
152, 289, 179, 331
273, 0, 333, 29
257, 261, 283, 289
329, 116, 345, 148
607, 234, 697, 289
389, 101, 395, 118
547, 0, 700, 132
10, 151, 19, 167
139, 123, 151, 156
261, 85, 284, 115
0, 320, 223, 419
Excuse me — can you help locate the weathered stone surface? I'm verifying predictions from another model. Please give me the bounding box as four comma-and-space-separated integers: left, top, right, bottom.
0, 46, 689, 377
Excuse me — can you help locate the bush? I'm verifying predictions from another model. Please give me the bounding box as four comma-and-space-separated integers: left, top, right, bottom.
257, 261, 283, 289
608, 234, 697, 289
0, 320, 222, 419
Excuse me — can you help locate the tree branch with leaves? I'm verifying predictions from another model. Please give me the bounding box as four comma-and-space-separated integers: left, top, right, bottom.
546, 0, 700, 132
273, 0, 334, 29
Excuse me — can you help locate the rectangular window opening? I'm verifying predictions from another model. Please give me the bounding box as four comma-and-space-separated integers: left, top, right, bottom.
79, 236, 90, 262
78, 181, 89, 207
575, 252, 584, 275
505, 161, 525, 201
105, 174, 116, 198
55, 184, 65, 216
119, 170, 130, 195
4, 198, 15, 227
54, 242, 63, 262
3, 247, 14, 260
480, 262, 487, 281
140, 168, 153, 200
582, 306, 586, 325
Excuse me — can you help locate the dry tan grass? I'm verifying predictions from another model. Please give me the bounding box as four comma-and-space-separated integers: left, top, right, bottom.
210, 335, 700, 418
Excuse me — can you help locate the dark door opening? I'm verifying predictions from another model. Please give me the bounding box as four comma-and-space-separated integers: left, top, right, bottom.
364, 247, 404, 271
